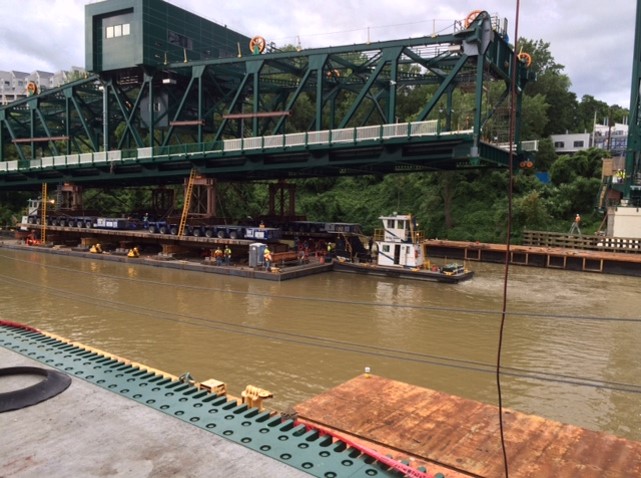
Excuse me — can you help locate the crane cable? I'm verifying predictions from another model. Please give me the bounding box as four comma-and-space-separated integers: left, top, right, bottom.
497, 2, 522, 476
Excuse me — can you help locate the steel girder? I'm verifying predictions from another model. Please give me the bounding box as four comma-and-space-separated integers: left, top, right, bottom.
0, 11, 531, 191
622, 0, 641, 202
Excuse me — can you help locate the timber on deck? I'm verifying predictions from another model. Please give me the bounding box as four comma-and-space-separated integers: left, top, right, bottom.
294, 374, 641, 478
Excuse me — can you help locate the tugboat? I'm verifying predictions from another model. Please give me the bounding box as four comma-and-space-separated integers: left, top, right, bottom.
333, 213, 474, 283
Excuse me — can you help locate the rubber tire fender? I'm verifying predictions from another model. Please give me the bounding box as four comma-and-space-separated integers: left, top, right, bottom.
0, 366, 72, 413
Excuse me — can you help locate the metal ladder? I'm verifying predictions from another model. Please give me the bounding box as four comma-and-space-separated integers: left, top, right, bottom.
177, 168, 197, 236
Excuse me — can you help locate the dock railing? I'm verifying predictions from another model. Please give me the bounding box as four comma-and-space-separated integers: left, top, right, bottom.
523, 230, 641, 254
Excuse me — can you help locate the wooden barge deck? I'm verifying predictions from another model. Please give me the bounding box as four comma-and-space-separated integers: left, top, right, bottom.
425, 232, 641, 277
295, 374, 641, 478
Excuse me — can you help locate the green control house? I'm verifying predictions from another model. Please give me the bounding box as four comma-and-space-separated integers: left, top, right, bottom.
85, 0, 251, 73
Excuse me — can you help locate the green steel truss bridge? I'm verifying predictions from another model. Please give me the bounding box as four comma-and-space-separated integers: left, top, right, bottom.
0, 10, 532, 192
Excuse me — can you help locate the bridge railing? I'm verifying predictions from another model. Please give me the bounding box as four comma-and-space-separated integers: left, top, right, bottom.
2, 119, 480, 174
496, 140, 539, 152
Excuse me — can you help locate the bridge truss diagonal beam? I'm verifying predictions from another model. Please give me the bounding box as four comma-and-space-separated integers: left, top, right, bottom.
0, 10, 533, 191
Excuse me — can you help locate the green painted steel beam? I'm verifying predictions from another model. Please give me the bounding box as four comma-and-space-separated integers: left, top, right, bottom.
0, 10, 531, 191
623, 0, 641, 200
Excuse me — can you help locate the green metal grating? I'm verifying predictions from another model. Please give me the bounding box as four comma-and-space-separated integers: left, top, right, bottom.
0, 325, 439, 478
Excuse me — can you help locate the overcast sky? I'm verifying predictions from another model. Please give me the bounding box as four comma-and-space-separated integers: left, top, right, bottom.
0, 0, 636, 109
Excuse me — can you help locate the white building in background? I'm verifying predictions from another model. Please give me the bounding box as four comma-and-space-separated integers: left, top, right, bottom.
0, 71, 29, 104
550, 133, 591, 155
550, 122, 628, 156
0, 67, 86, 105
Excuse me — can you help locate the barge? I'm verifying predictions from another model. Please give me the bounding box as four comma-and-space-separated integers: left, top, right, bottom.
424, 232, 641, 277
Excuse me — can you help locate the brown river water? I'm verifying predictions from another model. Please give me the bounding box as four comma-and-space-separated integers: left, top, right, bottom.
1, 247, 640, 442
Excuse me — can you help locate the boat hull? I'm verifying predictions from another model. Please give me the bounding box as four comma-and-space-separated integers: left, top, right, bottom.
332, 260, 474, 283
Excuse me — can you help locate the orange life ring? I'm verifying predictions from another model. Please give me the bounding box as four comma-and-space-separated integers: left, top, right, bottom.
26, 81, 38, 95
431, 265, 439, 272
520, 161, 526, 168
526, 160, 534, 169
249, 36, 266, 54
518, 52, 532, 67
464, 10, 483, 28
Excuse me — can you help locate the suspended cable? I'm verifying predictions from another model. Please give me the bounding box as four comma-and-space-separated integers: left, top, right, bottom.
496, 2, 522, 476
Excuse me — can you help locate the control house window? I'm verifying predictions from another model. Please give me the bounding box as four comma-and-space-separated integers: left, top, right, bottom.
105, 23, 130, 39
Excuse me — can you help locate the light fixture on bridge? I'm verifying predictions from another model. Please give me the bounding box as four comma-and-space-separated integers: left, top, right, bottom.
162, 78, 176, 85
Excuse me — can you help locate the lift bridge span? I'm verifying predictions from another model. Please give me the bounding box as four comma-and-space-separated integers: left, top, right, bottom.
0, 5, 533, 192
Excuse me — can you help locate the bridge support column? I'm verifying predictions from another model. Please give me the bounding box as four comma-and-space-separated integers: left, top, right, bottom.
56, 183, 83, 211
268, 180, 296, 218
185, 177, 217, 218
152, 188, 175, 214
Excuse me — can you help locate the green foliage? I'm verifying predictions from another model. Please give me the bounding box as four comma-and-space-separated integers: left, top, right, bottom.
519, 38, 577, 136
549, 148, 604, 185
519, 93, 549, 139
0, 191, 31, 227
534, 138, 557, 171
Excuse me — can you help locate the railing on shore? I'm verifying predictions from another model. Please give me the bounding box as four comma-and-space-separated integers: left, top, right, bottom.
523, 230, 641, 254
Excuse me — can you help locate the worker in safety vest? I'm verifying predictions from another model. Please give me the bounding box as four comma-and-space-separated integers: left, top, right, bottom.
127, 246, 139, 258
264, 247, 272, 271
224, 246, 232, 266
569, 213, 582, 235
213, 246, 223, 266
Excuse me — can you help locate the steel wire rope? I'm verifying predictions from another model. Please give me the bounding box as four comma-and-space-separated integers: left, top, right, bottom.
1, 273, 641, 395
1, 251, 640, 324
496, 2, 522, 475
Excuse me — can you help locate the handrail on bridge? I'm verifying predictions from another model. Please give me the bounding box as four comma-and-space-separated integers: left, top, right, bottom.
0, 119, 479, 174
